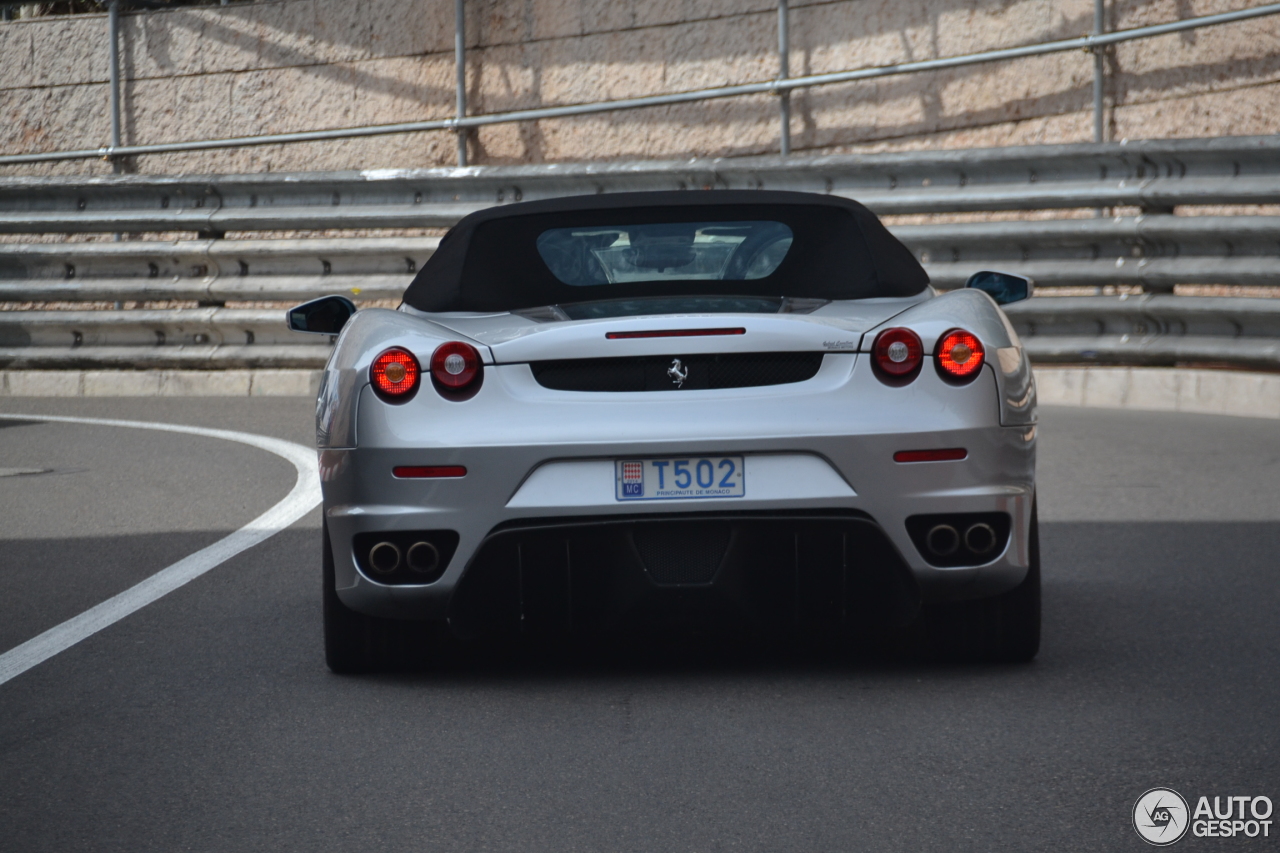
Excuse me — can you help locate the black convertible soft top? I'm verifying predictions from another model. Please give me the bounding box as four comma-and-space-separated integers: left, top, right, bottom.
401, 190, 929, 312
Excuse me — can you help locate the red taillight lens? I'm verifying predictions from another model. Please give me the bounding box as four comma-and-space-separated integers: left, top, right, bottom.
430, 341, 482, 391
893, 448, 968, 463
936, 329, 985, 382
392, 465, 467, 478
606, 328, 746, 340
370, 347, 420, 401
872, 327, 924, 381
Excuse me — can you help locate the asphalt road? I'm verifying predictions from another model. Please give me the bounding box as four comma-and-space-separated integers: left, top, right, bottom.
0, 397, 1276, 851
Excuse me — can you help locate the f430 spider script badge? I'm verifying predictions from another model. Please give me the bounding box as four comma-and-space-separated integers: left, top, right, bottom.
667, 358, 689, 388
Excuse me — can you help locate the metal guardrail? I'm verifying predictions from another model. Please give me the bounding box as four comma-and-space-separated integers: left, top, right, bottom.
0, 308, 323, 369
905, 216, 1280, 291
0, 237, 436, 304
4, 136, 1280, 234
2, 217, 1275, 304
1007, 296, 1280, 369
3, 137, 1280, 371
0, 344, 326, 371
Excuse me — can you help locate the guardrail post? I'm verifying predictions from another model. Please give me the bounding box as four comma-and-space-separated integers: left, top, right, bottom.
1092, 0, 1107, 144
108, 0, 124, 267
1092, 0, 1106, 224
777, 0, 791, 157
454, 0, 467, 167
108, 0, 123, 174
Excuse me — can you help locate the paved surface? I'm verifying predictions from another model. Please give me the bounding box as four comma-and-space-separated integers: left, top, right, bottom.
0, 398, 1276, 851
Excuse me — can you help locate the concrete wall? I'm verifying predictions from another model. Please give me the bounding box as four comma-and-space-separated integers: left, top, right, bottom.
2, 0, 1278, 176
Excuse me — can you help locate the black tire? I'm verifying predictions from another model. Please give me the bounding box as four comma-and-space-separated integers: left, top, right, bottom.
992, 503, 1041, 662
323, 519, 391, 673
925, 502, 1041, 663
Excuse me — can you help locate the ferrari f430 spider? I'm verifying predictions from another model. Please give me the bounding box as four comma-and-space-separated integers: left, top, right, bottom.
289, 190, 1039, 671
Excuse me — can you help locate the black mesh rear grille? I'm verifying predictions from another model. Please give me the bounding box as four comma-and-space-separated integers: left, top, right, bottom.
447, 511, 924, 640
530, 352, 824, 392
632, 523, 732, 586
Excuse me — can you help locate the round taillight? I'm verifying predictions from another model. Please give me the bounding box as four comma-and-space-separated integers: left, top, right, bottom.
936, 329, 985, 382
430, 341, 482, 394
872, 327, 924, 383
370, 347, 421, 401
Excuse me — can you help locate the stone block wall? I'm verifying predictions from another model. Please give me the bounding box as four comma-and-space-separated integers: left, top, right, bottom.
1, 0, 1277, 175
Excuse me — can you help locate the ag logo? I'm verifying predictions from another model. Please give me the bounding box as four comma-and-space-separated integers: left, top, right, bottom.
1134, 788, 1190, 846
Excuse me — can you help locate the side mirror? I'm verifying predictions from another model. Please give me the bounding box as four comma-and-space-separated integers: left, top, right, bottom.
287, 295, 357, 335
965, 271, 1033, 305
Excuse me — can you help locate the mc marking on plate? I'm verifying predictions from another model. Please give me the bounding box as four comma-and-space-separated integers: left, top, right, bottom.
621, 461, 645, 497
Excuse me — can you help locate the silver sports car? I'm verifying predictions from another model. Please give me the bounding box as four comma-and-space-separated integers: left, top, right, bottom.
288, 190, 1039, 672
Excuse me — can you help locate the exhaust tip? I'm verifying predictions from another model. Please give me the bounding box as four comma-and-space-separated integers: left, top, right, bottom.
368, 541, 401, 574
406, 541, 440, 574
964, 522, 997, 555
925, 524, 960, 556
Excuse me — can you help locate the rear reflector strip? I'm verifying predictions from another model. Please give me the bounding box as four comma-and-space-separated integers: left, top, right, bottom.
606, 327, 746, 340
893, 448, 968, 463
393, 465, 467, 478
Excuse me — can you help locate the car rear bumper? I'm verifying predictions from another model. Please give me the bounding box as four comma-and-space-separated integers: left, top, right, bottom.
322, 359, 1035, 624
322, 450, 1034, 626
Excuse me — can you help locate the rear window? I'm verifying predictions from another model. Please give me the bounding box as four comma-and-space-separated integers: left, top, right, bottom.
536, 221, 793, 286
400, 193, 932, 313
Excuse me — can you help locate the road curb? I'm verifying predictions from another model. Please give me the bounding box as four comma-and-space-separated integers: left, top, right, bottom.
1034, 366, 1280, 419
3, 366, 1279, 420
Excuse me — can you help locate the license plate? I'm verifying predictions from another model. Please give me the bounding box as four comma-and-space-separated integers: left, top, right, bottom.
615, 456, 745, 501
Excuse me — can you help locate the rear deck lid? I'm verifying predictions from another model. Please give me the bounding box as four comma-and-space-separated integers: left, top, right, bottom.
409, 296, 924, 363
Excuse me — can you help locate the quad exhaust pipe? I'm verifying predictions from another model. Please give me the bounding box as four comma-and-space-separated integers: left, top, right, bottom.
406, 541, 440, 573
368, 541, 401, 574
354, 530, 458, 585
367, 540, 441, 575
925, 524, 959, 556
924, 522, 999, 558
963, 522, 997, 556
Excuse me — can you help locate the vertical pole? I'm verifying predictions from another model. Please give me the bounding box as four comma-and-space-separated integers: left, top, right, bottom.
1093, 0, 1105, 144
454, 0, 467, 167
108, 0, 122, 173
777, 0, 791, 157
1091, 0, 1106, 225
108, 0, 124, 264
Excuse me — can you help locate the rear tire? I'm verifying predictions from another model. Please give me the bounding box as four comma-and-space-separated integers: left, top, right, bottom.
925, 502, 1041, 663
993, 504, 1041, 662
323, 519, 392, 673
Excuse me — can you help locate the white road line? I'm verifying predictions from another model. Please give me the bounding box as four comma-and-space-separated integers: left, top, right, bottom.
0, 413, 321, 687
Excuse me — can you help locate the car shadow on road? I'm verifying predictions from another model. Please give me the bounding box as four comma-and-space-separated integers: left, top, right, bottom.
333, 518, 1280, 687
